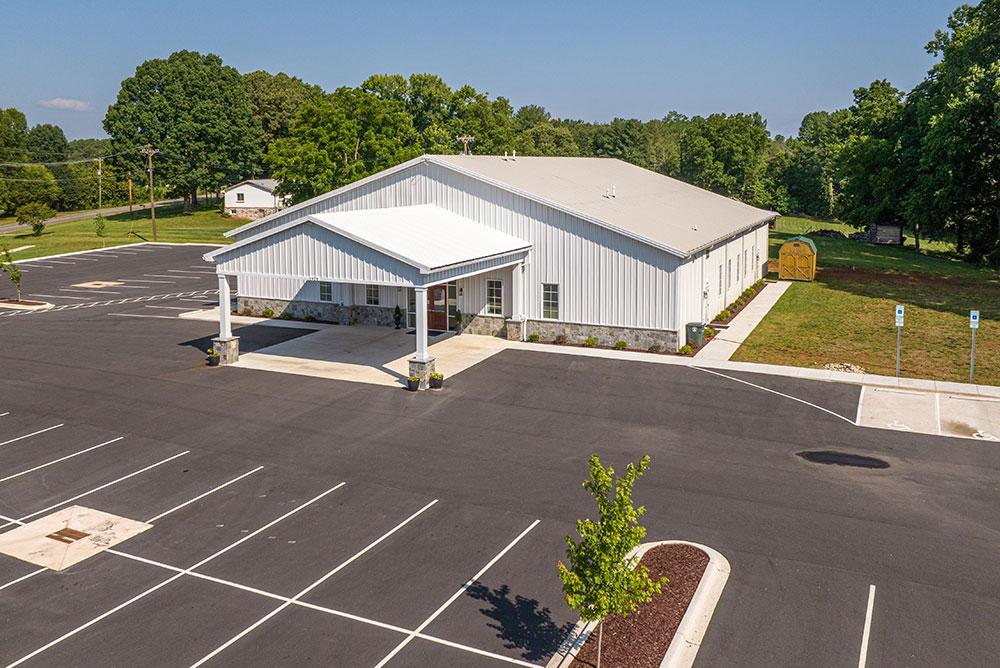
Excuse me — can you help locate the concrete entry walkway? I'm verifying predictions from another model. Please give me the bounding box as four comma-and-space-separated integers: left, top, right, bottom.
695, 281, 791, 361
229, 325, 514, 388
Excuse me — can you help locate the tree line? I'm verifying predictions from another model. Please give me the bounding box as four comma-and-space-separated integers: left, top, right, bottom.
2, 0, 997, 265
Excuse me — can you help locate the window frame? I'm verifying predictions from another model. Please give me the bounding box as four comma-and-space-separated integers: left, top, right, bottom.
236, 192, 244, 203
318, 281, 333, 303
365, 284, 379, 306
541, 283, 559, 320
486, 279, 503, 315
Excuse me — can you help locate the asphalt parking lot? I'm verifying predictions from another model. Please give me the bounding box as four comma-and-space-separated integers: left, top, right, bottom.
1, 244, 999, 667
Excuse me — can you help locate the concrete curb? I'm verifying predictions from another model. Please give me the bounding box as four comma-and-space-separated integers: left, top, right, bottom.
545, 540, 730, 668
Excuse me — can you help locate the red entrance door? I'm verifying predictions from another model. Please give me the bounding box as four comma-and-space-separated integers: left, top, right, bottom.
428, 285, 448, 330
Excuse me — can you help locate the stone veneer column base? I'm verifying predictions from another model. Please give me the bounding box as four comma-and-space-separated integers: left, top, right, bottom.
212, 336, 240, 365
504, 318, 524, 341
408, 357, 436, 390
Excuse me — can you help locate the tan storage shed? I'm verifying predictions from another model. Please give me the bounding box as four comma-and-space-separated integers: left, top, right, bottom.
778, 236, 816, 281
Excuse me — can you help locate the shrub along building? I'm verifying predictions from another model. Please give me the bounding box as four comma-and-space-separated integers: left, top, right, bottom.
204, 155, 774, 379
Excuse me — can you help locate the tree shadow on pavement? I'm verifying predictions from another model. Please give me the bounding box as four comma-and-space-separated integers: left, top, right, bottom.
466, 583, 575, 663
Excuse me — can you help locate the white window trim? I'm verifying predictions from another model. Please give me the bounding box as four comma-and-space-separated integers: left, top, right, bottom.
486, 279, 503, 315
365, 284, 379, 306
319, 281, 333, 302
236, 192, 245, 203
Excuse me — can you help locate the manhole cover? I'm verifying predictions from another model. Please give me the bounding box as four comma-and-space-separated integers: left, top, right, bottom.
796, 450, 890, 469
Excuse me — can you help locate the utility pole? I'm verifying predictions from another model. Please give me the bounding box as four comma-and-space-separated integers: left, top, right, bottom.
139, 144, 160, 241
455, 135, 475, 155
128, 175, 133, 216
97, 157, 103, 210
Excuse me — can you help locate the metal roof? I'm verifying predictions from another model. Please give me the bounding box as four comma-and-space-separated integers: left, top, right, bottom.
784, 235, 817, 253
225, 178, 279, 193
207, 204, 531, 273
432, 155, 774, 256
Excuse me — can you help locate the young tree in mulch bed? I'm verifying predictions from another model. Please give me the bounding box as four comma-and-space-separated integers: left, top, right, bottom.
0, 245, 23, 302
558, 454, 666, 668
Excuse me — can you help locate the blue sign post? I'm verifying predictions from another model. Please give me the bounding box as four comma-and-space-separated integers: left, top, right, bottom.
895, 305, 904, 377
970, 310, 979, 383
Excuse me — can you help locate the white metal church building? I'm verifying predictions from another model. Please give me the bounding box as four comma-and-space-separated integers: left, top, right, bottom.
204, 154, 774, 375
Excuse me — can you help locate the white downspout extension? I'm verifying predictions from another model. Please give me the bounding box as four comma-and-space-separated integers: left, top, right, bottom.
218, 274, 232, 339
414, 286, 429, 362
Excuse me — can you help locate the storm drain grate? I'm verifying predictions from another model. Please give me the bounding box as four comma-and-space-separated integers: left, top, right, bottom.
796, 451, 890, 469
46, 528, 90, 544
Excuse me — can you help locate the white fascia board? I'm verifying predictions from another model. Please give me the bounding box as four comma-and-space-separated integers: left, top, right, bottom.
424, 246, 530, 274
421, 256, 525, 286
425, 156, 692, 259
685, 217, 775, 257
222, 156, 428, 238
219, 270, 417, 287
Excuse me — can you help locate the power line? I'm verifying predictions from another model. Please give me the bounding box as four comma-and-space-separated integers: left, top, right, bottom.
0, 152, 132, 167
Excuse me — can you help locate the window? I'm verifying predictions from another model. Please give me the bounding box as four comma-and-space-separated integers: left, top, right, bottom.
236, 192, 244, 203
486, 279, 503, 315
728, 259, 732, 287
365, 284, 379, 305
718, 266, 723, 295
542, 283, 559, 319
735, 255, 740, 282
319, 281, 332, 302
744, 250, 748, 278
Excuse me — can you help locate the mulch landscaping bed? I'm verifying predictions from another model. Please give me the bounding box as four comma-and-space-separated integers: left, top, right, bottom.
710, 280, 768, 326
569, 544, 710, 668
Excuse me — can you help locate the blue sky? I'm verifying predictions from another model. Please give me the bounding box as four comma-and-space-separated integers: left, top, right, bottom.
1, 0, 958, 142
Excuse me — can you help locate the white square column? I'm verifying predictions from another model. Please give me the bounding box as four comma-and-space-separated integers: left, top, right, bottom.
218, 274, 232, 338
414, 286, 429, 362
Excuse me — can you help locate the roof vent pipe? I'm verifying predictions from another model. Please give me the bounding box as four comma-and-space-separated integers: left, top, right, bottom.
503, 151, 508, 161
605, 188, 610, 198
612, 185, 616, 198
512, 149, 516, 161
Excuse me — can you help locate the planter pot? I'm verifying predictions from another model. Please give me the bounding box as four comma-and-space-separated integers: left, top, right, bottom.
429, 376, 443, 389
208, 356, 221, 367
406, 378, 420, 391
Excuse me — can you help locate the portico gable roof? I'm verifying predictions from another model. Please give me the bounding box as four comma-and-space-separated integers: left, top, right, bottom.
204, 205, 531, 286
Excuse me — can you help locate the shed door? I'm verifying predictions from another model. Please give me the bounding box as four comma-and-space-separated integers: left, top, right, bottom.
781, 246, 811, 280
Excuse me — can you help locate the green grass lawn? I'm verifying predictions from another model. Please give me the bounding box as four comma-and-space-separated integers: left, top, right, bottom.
735, 216, 1000, 385
0, 202, 236, 260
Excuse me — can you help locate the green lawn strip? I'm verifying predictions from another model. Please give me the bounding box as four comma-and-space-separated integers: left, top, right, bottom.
0, 202, 236, 260
732, 272, 1000, 385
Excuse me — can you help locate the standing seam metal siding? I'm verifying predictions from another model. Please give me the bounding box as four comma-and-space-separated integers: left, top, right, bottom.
231, 162, 680, 331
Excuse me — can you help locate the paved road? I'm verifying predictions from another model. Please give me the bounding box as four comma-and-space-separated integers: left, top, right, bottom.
0, 199, 186, 234
0, 248, 998, 667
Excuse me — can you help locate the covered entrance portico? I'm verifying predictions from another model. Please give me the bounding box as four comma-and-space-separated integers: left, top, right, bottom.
204, 205, 531, 389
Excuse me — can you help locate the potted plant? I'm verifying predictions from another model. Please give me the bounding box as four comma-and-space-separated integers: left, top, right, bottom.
453, 308, 463, 333
393, 305, 403, 329
429, 372, 444, 389
406, 375, 420, 391
207, 348, 221, 367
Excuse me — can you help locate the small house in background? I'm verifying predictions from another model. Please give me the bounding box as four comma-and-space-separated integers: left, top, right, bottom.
778, 235, 817, 281
223, 179, 288, 220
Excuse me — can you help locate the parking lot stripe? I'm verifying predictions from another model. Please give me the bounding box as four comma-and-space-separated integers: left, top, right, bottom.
101, 548, 539, 668
0, 412, 9, 418
146, 466, 265, 523
2, 482, 346, 668
30, 293, 90, 301
146, 274, 200, 280
108, 313, 179, 320
59, 288, 121, 295
119, 279, 175, 283
0, 437, 124, 483
40, 259, 75, 265
187, 498, 439, 668
372, 519, 542, 668
0, 568, 47, 593
168, 269, 214, 274
144, 305, 192, 311
0, 423, 64, 448
858, 584, 876, 668
693, 366, 857, 425
0, 450, 190, 530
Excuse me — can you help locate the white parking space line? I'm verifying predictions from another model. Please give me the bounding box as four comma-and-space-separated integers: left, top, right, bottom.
59, 288, 121, 295
23, 264, 53, 269
119, 279, 175, 283
115, 251, 138, 255
113, 285, 154, 290
145, 466, 264, 523
373, 519, 542, 668
179, 298, 216, 303
0, 437, 124, 483
168, 269, 214, 274
2, 482, 346, 668
144, 305, 192, 311
0, 424, 64, 448
70, 256, 100, 261
189, 265, 213, 269
108, 313, 178, 320
0, 567, 48, 592
0, 450, 190, 530
693, 367, 857, 425
40, 259, 75, 265
855, 386, 866, 426
0, 412, 9, 418
858, 584, 876, 668
188, 499, 439, 668
30, 293, 90, 301
146, 274, 200, 280
94, 254, 118, 258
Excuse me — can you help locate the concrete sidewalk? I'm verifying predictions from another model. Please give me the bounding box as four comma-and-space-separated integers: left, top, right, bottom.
695, 281, 791, 362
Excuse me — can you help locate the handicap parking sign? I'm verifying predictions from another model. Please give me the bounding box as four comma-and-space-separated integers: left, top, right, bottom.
971, 310, 979, 329
895, 305, 904, 327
